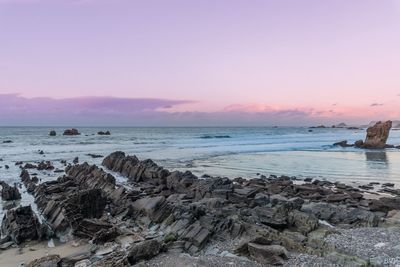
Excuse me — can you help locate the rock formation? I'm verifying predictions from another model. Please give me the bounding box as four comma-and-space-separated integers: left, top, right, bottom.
1, 206, 41, 244
97, 131, 111, 135
0, 181, 21, 201
49, 130, 56, 136
362, 121, 392, 148
333, 120, 393, 149
63, 128, 80, 136
4, 151, 400, 266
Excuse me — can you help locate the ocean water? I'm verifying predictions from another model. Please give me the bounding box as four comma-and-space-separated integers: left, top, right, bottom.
1, 126, 400, 190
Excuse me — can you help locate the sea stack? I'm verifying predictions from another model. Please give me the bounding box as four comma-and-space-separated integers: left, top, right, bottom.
362, 120, 392, 149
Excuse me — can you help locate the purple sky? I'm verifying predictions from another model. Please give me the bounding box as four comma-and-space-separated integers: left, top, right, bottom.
1, 0, 400, 125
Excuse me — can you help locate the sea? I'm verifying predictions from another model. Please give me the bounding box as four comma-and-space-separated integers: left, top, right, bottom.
1, 126, 400, 214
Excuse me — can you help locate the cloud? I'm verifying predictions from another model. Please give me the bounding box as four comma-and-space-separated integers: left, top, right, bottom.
1, 94, 398, 126
370, 103, 384, 107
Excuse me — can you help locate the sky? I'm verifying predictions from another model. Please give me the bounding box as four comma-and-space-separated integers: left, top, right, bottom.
1, 0, 400, 126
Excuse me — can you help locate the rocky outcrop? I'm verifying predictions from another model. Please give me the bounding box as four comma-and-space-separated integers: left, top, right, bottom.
1, 206, 41, 244
0, 181, 21, 201
333, 120, 393, 149
9, 151, 400, 266
97, 131, 111, 135
37, 160, 54, 171
363, 121, 392, 148
63, 128, 80, 136
49, 130, 57, 136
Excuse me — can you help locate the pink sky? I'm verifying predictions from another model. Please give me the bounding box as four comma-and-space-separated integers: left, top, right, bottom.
1, 0, 400, 125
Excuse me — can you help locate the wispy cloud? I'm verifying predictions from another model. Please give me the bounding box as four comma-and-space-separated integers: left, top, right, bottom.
370, 103, 384, 107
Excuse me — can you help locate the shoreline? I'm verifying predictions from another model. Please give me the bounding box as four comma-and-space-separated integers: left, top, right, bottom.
0, 151, 400, 266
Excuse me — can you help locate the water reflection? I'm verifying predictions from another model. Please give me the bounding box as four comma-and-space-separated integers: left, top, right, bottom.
365, 151, 388, 163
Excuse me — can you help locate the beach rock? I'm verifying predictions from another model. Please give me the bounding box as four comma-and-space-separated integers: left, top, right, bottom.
73, 157, 79, 164
28, 254, 60, 267
362, 121, 392, 149
63, 128, 80, 136
102, 151, 169, 183
49, 130, 57, 136
2, 140, 13, 143
92, 227, 119, 244
36, 187, 108, 236
1, 206, 41, 244
301, 202, 379, 226
0, 181, 21, 201
237, 241, 288, 265
126, 240, 163, 264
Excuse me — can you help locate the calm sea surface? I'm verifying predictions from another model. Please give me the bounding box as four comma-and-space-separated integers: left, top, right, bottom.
1, 126, 400, 212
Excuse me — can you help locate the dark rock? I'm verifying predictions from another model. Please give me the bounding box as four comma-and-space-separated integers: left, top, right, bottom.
37, 161, 54, 170
301, 202, 379, 226
236, 241, 288, 265
354, 140, 364, 147
23, 163, 38, 169
126, 240, 163, 264
38, 150, 44, 155
4, 165, 9, 169
1, 181, 21, 201
73, 157, 79, 164
87, 154, 103, 158
2, 140, 13, 143
28, 254, 60, 267
97, 131, 111, 135
382, 183, 395, 187
92, 227, 119, 244
49, 130, 57, 136
63, 128, 80, 136
1, 206, 41, 244
333, 140, 354, 147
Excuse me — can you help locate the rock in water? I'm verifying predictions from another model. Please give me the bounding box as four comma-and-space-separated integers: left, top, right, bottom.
63, 128, 80, 136
1, 181, 21, 201
363, 121, 392, 148
1, 206, 41, 244
49, 130, 56, 136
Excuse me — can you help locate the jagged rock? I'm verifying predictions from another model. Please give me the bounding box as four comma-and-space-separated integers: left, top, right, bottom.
49, 130, 57, 136
92, 227, 119, 244
20, 169, 37, 193
73, 157, 79, 164
126, 240, 163, 264
102, 151, 169, 183
236, 240, 289, 265
287, 210, 319, 235
36, 187, 108, 236
23, 163, 38, 169
63, 128, 80, 136
37, 161, 54, 171
362, 121, 392, 149
301, 202, 379, 226
1, 206, 41, 244
28, 254, 60, 267
1, 181, 21, 201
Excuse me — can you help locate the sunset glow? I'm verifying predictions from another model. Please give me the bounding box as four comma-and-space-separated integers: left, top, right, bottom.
1, 0, 400, 125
